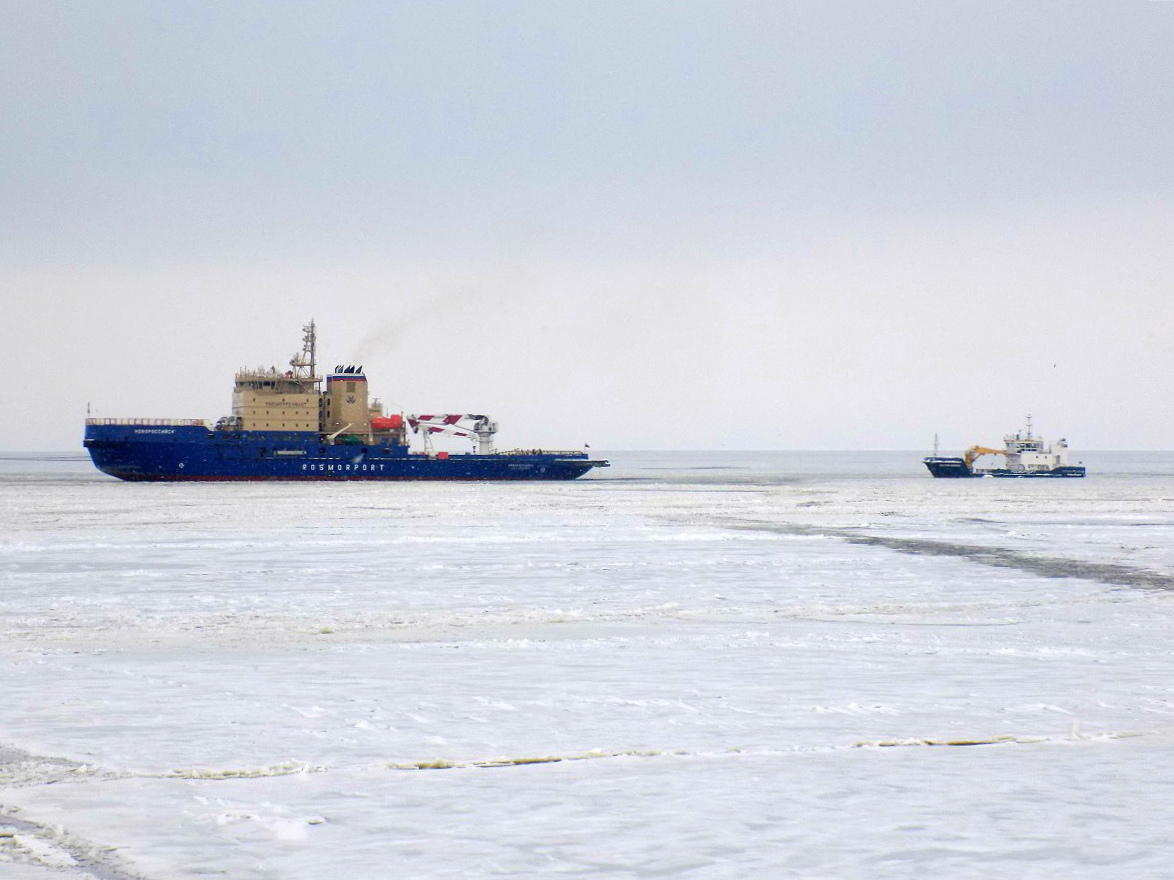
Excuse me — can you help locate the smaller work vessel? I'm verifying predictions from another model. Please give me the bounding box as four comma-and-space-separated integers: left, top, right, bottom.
923, 417, 1086, 478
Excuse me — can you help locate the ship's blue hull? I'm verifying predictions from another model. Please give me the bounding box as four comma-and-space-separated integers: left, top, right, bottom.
84, 425, 607, 481
923, 457, 1086, 479
923, 457, 973, 478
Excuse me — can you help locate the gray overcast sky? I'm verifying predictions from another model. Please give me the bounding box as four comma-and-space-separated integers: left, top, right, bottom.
2, 1, 1172, 451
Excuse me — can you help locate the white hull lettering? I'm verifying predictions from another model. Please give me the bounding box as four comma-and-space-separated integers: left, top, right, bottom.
302, 462, 387, 473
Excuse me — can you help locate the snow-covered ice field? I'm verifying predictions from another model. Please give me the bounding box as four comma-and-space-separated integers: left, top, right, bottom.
2, 451, 1174, 879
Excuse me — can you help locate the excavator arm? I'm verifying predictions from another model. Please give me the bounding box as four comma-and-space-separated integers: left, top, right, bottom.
964, 445, 1007, 468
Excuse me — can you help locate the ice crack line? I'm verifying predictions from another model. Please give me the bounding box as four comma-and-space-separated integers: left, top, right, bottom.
0, 743, 117, 789
144, 761, 324, 780
2, 742, 326, 788
385, 728, 1165, 772
707, 517, 1174, 592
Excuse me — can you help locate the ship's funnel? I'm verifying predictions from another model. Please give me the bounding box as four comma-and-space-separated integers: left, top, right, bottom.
324, 368, 370, 436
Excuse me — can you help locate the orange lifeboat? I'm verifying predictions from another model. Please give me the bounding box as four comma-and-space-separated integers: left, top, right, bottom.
371, 414, 404, 431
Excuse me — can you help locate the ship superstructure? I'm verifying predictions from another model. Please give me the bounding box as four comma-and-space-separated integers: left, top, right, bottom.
84, 322, 608, 481
923, 416, 1085, 478
225, 322, 323, 433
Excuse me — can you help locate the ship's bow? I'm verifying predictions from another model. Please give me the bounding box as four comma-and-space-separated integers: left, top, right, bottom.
923, 456, 974, 478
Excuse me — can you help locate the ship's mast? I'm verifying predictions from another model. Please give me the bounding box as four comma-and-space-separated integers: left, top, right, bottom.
290, 320, 317, 380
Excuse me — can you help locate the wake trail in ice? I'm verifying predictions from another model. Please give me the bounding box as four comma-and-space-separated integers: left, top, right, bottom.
0, 744, 327, 877
0, 745, 142, 877
708, 517, 1174, 591
1, 806, 146, 880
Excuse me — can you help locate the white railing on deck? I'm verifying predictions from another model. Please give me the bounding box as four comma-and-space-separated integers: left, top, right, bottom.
85, 418, 207, 426
498, 449, 586, 456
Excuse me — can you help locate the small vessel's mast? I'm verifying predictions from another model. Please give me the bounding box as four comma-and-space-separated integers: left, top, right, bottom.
1026, 413, 1033, 440
933, 432, 939, 456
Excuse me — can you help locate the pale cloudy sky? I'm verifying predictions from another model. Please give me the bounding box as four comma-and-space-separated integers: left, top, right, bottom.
2, 1, 1172, 450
